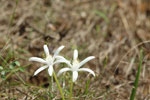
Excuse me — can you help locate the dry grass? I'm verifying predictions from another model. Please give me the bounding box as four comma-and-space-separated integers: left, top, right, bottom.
1, 0, 150, 100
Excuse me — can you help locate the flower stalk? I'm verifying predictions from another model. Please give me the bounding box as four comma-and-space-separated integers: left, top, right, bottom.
69, 73, 73, 100
53, 71, 65, 100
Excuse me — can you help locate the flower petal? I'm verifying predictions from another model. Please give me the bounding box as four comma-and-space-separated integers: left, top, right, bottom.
57, 68, 71, 76
73, 49, 78, 60
79, 56, 95, 68
54, 55, 66, 60
54, 59, 72, 67
78, 68, 95, 76
44, 45, 50, 57
54, 45, 65, 57
48, 65, 53, 76
33, 65, 48, 76
29, 57, 46, 64
73, 71, 78, 82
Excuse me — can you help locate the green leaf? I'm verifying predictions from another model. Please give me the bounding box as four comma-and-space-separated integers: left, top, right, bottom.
0, 66, 3, 70
9, 61, 20, 69
9, 65, 14, 69
103, 56, 108, 68
130, 49, 143, 100
14, 61, 20, 66
1, 75, 6, 80
5, 69, 10, 73
84, 79, 90, 95
1, 71, 5, 75
95, 10, 109, 24
19, 67, 25, 72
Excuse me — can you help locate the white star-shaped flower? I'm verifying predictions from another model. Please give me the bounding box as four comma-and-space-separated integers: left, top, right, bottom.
29, 45, 69, 76
57, 49, 95, 82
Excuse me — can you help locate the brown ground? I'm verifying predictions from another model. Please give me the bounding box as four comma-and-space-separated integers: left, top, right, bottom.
0, 0, 150, 100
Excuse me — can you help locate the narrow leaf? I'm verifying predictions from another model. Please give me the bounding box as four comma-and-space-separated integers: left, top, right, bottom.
130, 49, 143, 100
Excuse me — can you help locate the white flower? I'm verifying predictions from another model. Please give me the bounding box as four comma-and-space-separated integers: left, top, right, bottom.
29, 45, 68, 76
57, 49, 95, 82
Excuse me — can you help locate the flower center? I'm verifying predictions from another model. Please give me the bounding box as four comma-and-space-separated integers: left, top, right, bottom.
72, 60, 80, 71
46, 55, 53, 65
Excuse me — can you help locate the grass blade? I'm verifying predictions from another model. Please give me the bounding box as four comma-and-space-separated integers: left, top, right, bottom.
84, 79, 90, 95
130, 49, 143, 100
94, 10, 109, 24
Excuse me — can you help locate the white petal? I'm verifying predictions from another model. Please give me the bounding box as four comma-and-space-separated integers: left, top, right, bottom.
79, 56, 95, 68
54, 55, 66, 60
48, 65, 53, 76
73, 49, 78, 60
78, 68, 95, 76
54, 59, 72, 67
43, 45, 50, 57
57, 68, 71, 76
73, 71, 78, 82
33, 65, 48, 76
29, 57, 46, 64
54, 45, 65, 57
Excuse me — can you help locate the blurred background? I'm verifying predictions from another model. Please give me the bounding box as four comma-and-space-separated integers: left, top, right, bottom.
0, 0, 150, 99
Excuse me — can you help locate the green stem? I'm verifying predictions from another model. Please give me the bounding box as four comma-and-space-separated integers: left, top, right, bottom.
51, 75, 54, 92
9, 0, 19, 27
53, 71, 65, 100
69, 73, 73, 100
15, 73, 26, 85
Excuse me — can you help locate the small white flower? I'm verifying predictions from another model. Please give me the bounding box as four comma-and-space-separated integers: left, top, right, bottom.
58, 49, 95, 82
29, 45, 69, 76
